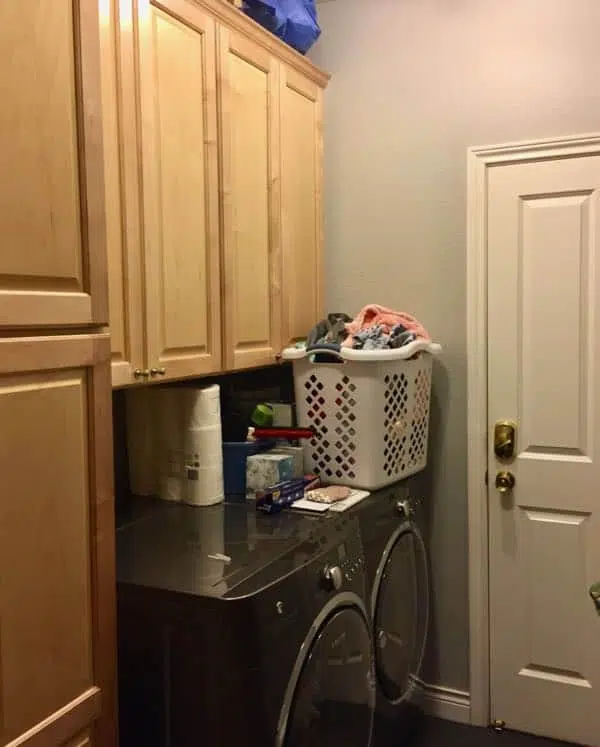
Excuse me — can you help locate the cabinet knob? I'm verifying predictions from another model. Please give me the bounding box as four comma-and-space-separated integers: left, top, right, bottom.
133, 369, 150, 378
150, 367, 166, 376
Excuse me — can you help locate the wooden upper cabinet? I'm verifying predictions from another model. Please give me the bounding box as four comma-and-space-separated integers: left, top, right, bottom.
0, 1, 108, 328
138, 0, 222, 380
280, 66, 324, 345
99, 0, 328, 386
219, 27, 282, 370
0, 334, 116, 747
99, 0, 145, 385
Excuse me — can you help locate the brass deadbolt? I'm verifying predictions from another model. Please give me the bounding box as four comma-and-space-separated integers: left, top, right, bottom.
494, 421, 516, 460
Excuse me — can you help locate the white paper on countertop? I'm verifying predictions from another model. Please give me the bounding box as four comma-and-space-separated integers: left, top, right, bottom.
291, 489, 370, 513
328, 490, 370, 512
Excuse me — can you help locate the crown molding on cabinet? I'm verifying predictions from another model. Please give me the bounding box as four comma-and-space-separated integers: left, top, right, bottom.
190, 0, 330, 87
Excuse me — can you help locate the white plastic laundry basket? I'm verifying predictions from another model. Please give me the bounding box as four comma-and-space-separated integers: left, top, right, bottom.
283, 341, 441, 490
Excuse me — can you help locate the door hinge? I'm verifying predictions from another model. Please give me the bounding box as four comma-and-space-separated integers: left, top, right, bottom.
491, 719, 505, 733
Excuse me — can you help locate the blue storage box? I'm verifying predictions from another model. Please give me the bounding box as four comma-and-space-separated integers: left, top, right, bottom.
222, 440, 274, 497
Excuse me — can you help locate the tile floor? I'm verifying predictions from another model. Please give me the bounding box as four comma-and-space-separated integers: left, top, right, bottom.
410, 717, 577, 747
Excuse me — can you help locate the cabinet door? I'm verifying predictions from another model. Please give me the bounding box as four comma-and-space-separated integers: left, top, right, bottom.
0, 335, 116, 747
138, 0, 221, 380
219, 28, 282, 370
0, 1, 108, 328
280, 67, 324, 345
99, 0, 145, 386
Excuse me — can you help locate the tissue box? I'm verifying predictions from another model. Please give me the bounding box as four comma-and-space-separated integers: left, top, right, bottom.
272, 446, 304, 479
246, 453, 293, 498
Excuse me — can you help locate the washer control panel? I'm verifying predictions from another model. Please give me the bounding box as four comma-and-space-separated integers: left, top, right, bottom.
307, 517, 366, 598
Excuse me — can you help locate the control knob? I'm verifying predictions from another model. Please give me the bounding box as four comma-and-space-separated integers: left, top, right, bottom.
396, 499, 414, 518
320, 564, 344, 592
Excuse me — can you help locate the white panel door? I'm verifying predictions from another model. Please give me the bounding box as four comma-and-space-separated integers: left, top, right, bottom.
488, 155, 600, 745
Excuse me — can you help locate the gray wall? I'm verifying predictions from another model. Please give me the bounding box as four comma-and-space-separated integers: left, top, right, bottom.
309, 0, 600, 691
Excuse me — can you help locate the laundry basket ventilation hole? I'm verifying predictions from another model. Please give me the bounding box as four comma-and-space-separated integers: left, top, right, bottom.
383, 373, 410, 478
306, 375, 357, 481
408, 367, 432, 469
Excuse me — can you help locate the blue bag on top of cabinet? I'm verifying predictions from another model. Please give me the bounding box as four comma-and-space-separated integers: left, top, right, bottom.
242, 0, 321, 54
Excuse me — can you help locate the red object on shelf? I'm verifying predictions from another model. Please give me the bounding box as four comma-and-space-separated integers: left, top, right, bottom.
250, 427, 315, 441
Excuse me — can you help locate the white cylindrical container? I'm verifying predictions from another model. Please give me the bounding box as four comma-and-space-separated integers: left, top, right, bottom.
184, 425, 223, 465
183, 423, 224, 506
184, 464, 224, 506
126, 387, 158, 496
157, 387, 184, 502
183, 384, 221, 429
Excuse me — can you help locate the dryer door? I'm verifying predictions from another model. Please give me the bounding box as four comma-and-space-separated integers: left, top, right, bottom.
372, 524, 429, 704
278, 601, 374, 747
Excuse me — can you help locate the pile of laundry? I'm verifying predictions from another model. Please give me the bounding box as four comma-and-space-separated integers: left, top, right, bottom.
306, 304, 431, 352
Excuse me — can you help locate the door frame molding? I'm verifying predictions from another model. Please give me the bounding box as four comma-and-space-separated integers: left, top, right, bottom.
466, 132, 600, 726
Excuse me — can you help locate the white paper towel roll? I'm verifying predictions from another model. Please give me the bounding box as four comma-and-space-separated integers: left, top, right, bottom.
184, 425, 223, 466
157, 387, 184, 502
126, 387, 158, 496
184, 465, 224, 506
183, 384, 221, 429
183, 423, 224, 506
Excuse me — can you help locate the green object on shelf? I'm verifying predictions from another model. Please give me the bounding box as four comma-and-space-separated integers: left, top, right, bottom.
251, 403, 273, 427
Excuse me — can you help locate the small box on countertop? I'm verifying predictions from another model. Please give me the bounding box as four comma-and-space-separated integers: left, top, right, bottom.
267, 402, 294, 427
255, 474, 321, 514
271, 445, 304, 479
246, 453, 293, 498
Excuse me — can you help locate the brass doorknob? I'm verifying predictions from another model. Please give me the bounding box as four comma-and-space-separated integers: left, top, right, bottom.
495, 471, 515, 494
133, 368, 150, 378
150, 367, 166, 376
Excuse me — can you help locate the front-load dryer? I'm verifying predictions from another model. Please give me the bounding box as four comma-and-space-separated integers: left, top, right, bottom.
116, 500, 375, 747
346, 481, 430, 746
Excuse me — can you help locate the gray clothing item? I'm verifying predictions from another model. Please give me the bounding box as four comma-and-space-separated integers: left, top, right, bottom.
307, 312, 353, 348
352, 323, 415, 350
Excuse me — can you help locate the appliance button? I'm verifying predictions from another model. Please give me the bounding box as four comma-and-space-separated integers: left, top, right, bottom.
320, 564, 344, 592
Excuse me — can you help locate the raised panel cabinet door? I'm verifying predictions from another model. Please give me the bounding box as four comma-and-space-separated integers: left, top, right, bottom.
138, 0, 221, 381
219, 27, 282, 370
0, 1, 108, 328
280, 66, 324, 346
0, 335, 116, 747
99, 0, 145, 386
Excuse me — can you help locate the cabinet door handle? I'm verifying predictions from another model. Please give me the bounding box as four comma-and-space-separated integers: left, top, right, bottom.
133, 369, 150, 378
150, 367, 166, 376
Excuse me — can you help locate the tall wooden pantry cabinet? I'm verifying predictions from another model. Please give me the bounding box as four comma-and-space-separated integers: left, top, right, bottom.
0, 2, 116, 746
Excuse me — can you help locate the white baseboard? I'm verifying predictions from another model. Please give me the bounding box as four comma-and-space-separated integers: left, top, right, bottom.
414, 679, 471, 725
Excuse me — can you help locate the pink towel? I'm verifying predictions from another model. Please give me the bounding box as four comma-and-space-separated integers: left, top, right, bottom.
342, 304, 431, 348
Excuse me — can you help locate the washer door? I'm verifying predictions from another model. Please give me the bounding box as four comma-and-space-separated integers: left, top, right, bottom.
372, 524, 429, 704
280, 603, 374, 747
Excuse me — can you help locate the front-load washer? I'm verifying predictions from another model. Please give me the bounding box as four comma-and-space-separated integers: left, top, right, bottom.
345, 481, 430, 746
116, 500, 375, 747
